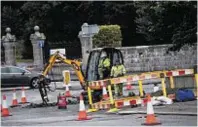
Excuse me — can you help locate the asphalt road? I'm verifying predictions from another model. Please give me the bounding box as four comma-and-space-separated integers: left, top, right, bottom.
1, 81, 83, 106
1, 81, 197, 126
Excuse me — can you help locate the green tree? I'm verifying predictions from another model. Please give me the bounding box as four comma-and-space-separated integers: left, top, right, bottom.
93, 25, 122, 48
1, 6, 22, 37
2, 1, 196, 57
135, 1, 197, 50
1, 5, 27, 59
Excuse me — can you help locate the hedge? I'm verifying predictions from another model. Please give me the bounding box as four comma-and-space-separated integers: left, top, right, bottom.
93, 25, 122, 48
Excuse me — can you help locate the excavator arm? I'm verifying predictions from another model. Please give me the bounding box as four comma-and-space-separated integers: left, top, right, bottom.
42, 51, 85, 86
38, 51, 86, 104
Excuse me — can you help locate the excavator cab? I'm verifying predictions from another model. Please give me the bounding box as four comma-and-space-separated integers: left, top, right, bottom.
85, 48, 124, 102
86, 48, 124, 81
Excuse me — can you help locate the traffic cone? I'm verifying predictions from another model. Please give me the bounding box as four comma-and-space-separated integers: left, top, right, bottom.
141, 98, 148, 107
141, 99, 145, 107
126, 82, 132, 90
65, 85, 71, 97
2, 95, 11, 117
11, 89, 19, 107
20, 86, 28, 104
102, 85, 109, 100
77, 94, 91, 121
142, 94, 161, 125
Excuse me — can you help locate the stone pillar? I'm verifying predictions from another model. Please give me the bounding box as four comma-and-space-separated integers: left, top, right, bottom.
1, 27, 16, 65
78, 23, 99, 71
30, 26, 46, 68
78, 34, 93, 70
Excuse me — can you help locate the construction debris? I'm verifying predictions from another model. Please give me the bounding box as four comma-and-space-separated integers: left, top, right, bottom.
152, 96, 173, 106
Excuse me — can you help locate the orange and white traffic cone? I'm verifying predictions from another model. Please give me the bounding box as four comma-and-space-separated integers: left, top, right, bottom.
2, 95, 11, 117
11, 89, 19, 107
141, 98, 148, 107
20, 86, 28, 104
65, 85, 71, 97
77, 94, 91, 121
142, 94, 161, 125
102, 85, 109, 100
141, 99, 145, 107
126, 81, 132, 90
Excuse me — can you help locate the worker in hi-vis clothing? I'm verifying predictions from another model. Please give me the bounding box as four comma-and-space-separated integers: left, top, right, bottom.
110, 60, 126, 97
94, 52, 110, 102
98, 52, 111, 79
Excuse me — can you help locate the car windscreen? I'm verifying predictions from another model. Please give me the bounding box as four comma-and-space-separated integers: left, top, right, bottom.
8, 67, 31, 74
9, 67, 25, 73
1, 67, 10, 73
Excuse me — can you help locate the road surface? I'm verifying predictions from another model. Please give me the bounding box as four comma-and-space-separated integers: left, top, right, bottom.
1, 81, 197, 126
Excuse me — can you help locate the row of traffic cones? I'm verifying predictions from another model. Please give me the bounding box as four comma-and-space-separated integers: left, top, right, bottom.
69, 77, 162, 125
60, 83, 91, 120
2, 84, 161, 125
75, 80, 161, 125
2, 85, 162, 126
77, 91, 161, 126
1, 86, 28, 117
12, 87, 28, 106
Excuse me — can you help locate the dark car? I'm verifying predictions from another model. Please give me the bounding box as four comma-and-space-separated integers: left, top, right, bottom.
1, 66, 40, 88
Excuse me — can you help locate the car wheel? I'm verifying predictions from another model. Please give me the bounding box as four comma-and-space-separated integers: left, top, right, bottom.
31, 78, 39, 88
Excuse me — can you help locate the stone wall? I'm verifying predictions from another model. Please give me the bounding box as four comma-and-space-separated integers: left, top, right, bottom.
51, 44, 197, 81
94, 44, 197, 73
117, 44, 197, 73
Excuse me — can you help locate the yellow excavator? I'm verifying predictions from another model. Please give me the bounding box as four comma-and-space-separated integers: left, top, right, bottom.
38, 48, 124, 104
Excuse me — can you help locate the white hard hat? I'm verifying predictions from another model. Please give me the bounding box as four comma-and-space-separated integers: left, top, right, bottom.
34, 26, 40, 31
101, 52, 107, 58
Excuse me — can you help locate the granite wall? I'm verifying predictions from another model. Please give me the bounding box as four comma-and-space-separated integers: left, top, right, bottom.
116, 44, 197, 73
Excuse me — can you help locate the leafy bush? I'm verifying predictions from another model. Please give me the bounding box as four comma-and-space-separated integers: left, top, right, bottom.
93, 25, 122, 48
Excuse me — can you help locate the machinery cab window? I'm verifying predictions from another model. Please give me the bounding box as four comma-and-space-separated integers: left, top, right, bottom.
86, 48, 124, 81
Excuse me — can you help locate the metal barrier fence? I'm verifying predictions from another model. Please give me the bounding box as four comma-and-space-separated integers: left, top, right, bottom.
86, 67, 198, 112
166, 75, 195, 89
